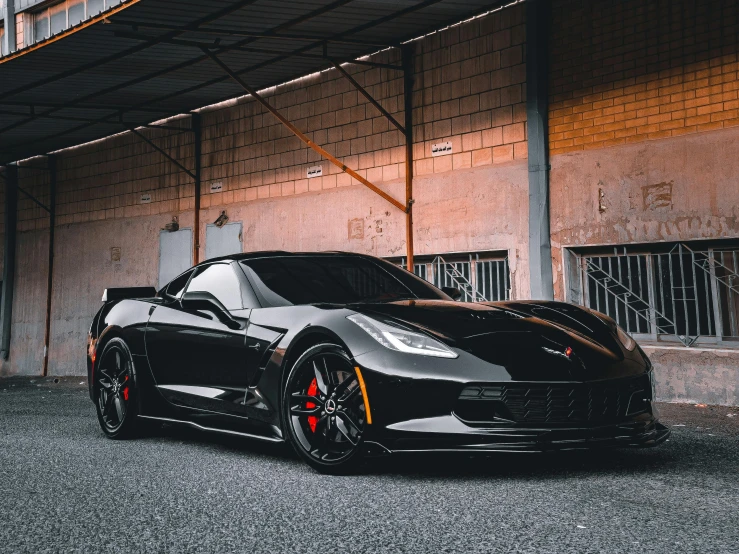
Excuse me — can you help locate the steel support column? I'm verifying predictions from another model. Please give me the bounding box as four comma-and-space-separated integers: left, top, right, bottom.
42, 156, 57, 376
1, 164, 18, 360
192, 113, 202, 265
402, 46, 415, 270
526, 0, 554, 300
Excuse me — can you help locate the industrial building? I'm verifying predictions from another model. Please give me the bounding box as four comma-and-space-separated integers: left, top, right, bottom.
0, 0, 737, 405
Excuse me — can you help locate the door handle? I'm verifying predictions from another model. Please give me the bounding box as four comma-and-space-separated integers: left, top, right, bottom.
248, 343, 261, 351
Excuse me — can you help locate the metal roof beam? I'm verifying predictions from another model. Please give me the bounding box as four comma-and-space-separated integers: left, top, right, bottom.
127, 127, 195, 180
0, 0, 357, 151
110, 19, 399, 48
113, 0, 442, 120
0, 109, 188, 131
201, 48, 407, 214
0, 0, 262, 100
0, 100, 169, 114
1, 0, 442, 160
0, 0, 264, 136
113, 31, 403, 70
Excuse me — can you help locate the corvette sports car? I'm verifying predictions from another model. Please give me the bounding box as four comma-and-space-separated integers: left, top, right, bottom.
87, 251, 669, 473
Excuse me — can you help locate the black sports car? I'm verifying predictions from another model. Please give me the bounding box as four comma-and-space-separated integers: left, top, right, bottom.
87, 251, 669, 473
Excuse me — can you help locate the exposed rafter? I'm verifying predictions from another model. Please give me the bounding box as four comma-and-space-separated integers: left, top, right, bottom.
110, 19, 399, 48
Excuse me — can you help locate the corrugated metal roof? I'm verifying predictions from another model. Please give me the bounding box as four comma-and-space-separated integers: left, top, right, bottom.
0, 0, 508, 164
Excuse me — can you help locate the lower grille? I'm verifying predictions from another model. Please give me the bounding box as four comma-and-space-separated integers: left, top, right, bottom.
456, 374, 651, 425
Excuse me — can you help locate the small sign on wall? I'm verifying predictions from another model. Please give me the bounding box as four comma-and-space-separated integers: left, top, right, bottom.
210, 181, 223, 193
431, 141, 453, 157
307, 165, 323, 178
110, 247, 121, 262
140, 193, 152, 203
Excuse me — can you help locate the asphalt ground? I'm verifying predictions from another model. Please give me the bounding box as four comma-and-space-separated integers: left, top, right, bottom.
1, 377, 738, 554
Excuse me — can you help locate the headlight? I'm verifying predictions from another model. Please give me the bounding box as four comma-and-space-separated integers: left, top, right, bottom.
616, 325, 636, 351
347, 313, 458, 358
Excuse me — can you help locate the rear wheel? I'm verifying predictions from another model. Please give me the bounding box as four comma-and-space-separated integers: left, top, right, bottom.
283, 344, 367, 474
95, 338, 139, 439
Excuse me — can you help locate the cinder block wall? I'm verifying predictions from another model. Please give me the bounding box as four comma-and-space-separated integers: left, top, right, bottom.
0, 4, 531, 377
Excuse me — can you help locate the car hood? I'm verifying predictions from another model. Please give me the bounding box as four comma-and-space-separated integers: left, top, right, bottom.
352, 300, 645, 381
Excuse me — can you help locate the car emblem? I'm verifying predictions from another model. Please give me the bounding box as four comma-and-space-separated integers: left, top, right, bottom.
325, 399, 336, 413
542, 346, 574, 360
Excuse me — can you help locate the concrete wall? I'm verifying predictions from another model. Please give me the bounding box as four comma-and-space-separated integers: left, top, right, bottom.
47, 211, 190, 375
0, 230, 49, 376
549, 125, 739, 297
646, 346, 739, 407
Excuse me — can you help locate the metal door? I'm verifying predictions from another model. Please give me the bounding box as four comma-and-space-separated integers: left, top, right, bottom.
158, 228, 192, 289
205, 222, 242, 260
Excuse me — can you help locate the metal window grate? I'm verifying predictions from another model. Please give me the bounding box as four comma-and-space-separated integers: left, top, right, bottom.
575, 243, 739, 346
398, 252, 510, 302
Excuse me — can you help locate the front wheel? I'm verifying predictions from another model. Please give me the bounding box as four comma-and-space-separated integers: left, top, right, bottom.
283, 344, 368, 474
94, 338, 140, 439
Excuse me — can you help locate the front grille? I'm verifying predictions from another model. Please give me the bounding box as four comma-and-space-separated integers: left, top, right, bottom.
456, 374, 651, 425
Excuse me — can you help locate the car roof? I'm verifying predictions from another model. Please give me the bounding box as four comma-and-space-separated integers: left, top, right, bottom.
199, 250, 376, 267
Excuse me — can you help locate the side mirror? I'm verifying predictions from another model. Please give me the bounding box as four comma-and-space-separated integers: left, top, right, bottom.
180, 291, 243, 329
442, 286, 463, 301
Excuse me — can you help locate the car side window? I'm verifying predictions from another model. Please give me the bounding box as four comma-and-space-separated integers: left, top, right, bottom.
186, 264, 243, 310
165, 270, 194, 299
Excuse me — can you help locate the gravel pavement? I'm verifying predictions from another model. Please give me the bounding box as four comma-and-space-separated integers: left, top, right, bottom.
1, 377, 738, 554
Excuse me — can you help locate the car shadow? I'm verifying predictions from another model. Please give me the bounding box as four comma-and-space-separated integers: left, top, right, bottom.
134, 421, 735, 481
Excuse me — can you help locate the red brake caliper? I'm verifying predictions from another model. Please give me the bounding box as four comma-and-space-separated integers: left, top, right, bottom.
122, 375, 129, 401
306, 377, 318, 433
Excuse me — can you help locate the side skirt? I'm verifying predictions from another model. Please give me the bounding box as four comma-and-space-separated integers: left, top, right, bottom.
137, 415, 285, 443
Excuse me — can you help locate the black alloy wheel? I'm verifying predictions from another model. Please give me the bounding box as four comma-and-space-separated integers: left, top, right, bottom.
95, 338, 139, 439
283, 344, 367, 474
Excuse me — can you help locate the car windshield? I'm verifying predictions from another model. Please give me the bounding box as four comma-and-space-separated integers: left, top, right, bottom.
241, 256, 448, 306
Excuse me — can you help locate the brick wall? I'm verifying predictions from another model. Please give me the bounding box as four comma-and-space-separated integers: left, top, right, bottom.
549, 0, 739, 155
196, 3, 527, 210
52, 121, 194, 227
16, 164, 51, 231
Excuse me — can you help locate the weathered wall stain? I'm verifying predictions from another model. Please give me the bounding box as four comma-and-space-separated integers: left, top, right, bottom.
348, 218, 364, 240
642, 181, 673, 211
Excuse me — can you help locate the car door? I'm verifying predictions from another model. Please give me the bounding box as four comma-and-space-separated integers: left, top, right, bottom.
146, 262, 256, 416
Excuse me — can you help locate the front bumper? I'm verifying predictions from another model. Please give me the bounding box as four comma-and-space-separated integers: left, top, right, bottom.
367, 413, 670, 454
354, 346, 669, 455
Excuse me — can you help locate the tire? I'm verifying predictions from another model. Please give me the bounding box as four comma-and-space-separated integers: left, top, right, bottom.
282, 343, 367, 474
94, 338, 140, 440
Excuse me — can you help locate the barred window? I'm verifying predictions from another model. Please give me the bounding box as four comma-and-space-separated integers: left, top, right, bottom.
393, 251, 511, 303
568, 241, 739, 347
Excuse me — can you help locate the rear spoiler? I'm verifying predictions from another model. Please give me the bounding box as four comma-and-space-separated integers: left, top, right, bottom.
102, 287, 157, 302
